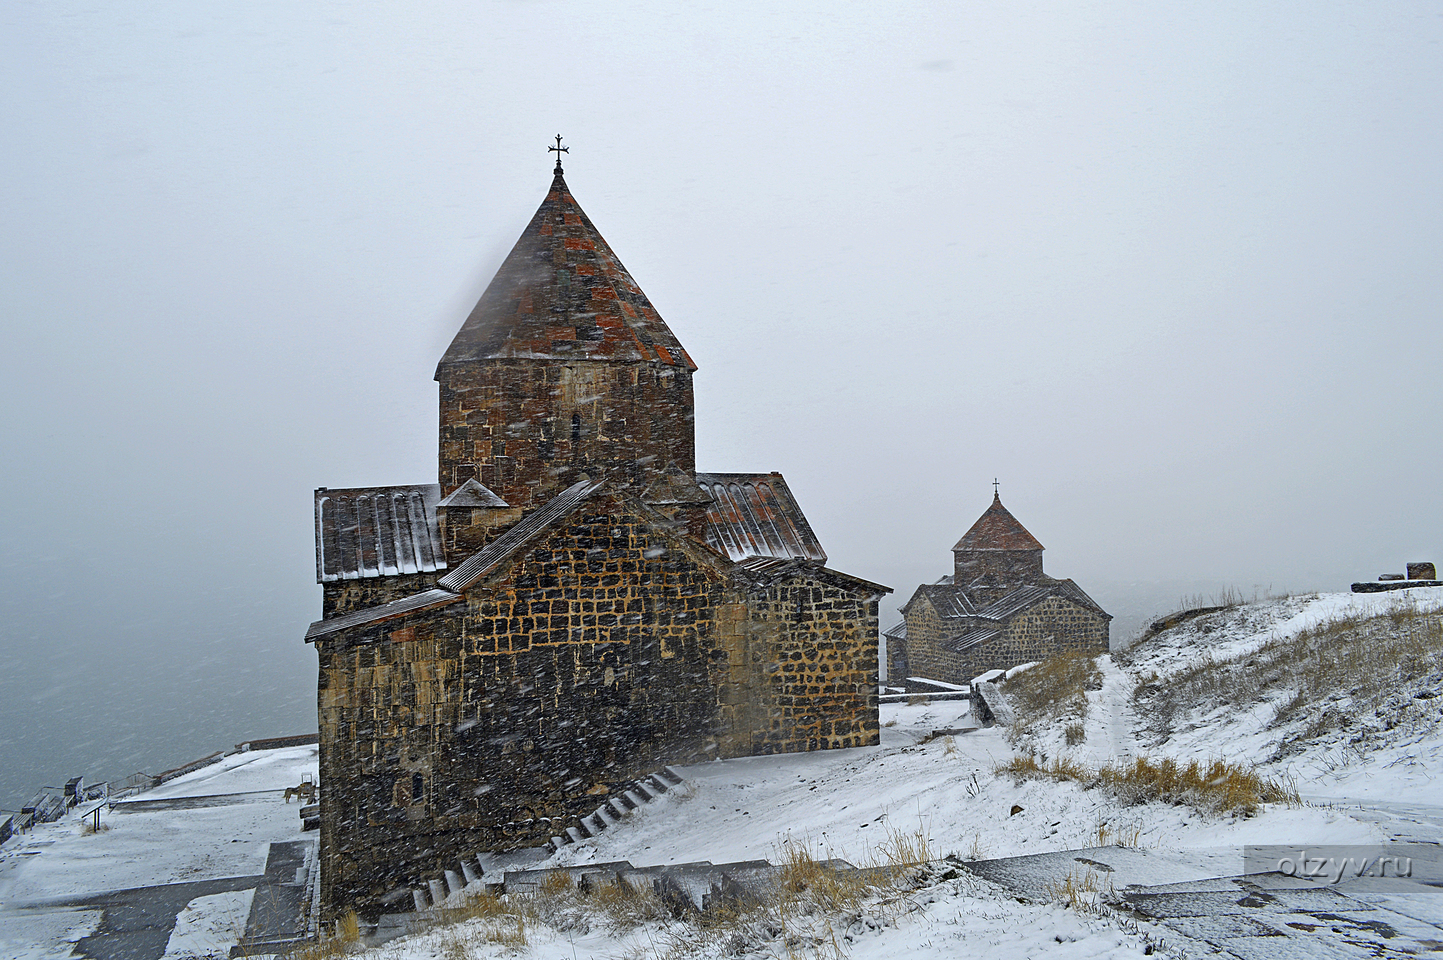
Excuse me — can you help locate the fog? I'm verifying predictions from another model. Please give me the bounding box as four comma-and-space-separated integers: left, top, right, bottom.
2, 2, 1439, 809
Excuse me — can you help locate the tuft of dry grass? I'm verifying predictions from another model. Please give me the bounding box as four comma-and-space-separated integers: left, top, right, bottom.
1046, 867, 1110, 908
285, 910, 363, 959
996, 754, 1299, 816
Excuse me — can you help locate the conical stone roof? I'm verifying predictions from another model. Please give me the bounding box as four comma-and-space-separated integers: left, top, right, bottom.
953, 493, 1045, 552
436, 172, 695, 374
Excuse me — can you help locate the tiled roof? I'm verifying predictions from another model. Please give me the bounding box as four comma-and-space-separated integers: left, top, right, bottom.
436, 172, 695, 374
695, 472, 827, 563
437, 478, 605, 592
304, 588, 462, 641
953, 494, 1044, 552
314, 484, 447, 583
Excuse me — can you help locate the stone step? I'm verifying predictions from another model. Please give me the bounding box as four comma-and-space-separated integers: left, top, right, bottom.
659, 765, 685, 785
444, 870, 465, 897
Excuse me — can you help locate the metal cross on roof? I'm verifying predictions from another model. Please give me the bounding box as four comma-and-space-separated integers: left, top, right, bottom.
549, 135, 569, 174
993, 478, 1000, 497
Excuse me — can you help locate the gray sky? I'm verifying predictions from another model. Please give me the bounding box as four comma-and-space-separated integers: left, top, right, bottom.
2, 1, 1440, 807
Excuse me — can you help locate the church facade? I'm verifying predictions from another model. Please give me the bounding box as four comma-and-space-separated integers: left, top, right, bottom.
888, 492, 1109, 687
305, 164, 888, 919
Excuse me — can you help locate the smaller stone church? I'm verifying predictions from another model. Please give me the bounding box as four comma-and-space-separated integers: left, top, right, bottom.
887, 491, 1109, 687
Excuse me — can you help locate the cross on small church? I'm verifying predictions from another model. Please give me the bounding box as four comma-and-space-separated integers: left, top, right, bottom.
549, 135, 569, 173
993, 478, 1000, 497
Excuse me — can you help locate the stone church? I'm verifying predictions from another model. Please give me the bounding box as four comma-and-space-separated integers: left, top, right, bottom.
886, 491, 1109, 687
304, 159, 888, 918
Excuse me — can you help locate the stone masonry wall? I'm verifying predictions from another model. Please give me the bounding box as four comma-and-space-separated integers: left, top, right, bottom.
316, 499, 733, 918
322, 573, 441, 618
437, 360, 695, 508
900, 597, 958, 683
718, 576, 879, 757
953, 549, 1044, 605
950, 596, 1108, 683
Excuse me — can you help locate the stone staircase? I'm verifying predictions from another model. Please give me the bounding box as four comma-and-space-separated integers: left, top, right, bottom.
402, 765, 686, 913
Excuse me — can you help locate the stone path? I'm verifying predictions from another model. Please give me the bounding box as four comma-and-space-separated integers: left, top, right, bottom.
20, 839, 314, 960
966, 841, 1443, 959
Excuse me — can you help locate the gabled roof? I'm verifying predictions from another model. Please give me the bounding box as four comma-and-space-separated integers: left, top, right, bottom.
953, 493, 1044, 553
696, 472, 827, 563
643, 463, 714, 506
945, 626, 1001, 653
437, 478, 509, 508
901, 583, 976, 619
314, 484, 447, 583
436, 172, 695, 374
438, 477, 605, 592
731, 556, 890, 600
974, 579, 1111, 621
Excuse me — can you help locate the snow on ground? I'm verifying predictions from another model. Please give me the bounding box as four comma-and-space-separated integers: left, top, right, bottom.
6, 591, 1440, 959
1105, 587, 1443, 806
0, 744, 318, 960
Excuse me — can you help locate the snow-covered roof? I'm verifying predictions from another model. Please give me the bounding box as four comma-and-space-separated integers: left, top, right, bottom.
304, 588, 462, 640
313, 483, 447, 583
731, 556, 891, 599
437, 478, 509, 508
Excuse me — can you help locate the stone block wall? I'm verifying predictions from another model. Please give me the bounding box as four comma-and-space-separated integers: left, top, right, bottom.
315, 501, 735, 918
953, 549, 1044, 605
321, 572, 442, 618
725, 575, 880, 756
949, 596, 1107, 683
437, 360, 695, 508
900, 597, 959, 682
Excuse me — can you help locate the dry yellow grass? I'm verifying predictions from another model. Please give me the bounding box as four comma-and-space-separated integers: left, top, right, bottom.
1005, 650, 1102, 744
996, 754, 1298, 816
1132, 600, 1443, 754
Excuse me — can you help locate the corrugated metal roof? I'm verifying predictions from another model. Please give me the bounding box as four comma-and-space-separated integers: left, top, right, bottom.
437, 477, 605, 593
973, 580, 1110, 621
953, 493, 1045, 553
695, 472, 827, 563
946, 626, 1001, 652
304, 588, 462, 641
908, 584, 977, 620
883, 621, 907, 640
314, 484, 447, 583
975, 584, 1055, 621
436, 172, 696, 374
